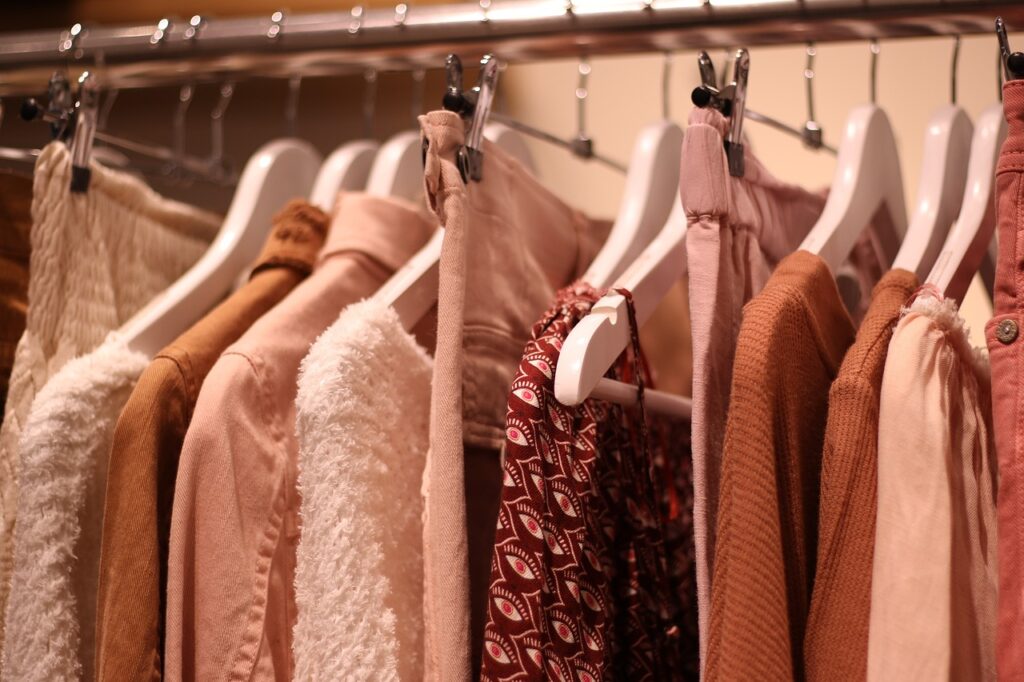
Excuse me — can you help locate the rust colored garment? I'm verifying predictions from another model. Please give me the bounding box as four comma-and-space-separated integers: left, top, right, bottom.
0, 172, 32, 417
480, 284, 698, 682
705, 250, 855, 682
988, 79, 1024, 681
93, 201, 328, 681
803, 268, 918, 681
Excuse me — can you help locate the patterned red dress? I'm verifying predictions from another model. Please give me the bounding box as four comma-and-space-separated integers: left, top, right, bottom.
479, 284, 698, 682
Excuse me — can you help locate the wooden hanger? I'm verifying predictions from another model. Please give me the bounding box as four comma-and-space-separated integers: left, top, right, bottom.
798, 105, 908, 271
121, 139, 322, 357
890, 106, 972, 279
926, 103, 1006, 302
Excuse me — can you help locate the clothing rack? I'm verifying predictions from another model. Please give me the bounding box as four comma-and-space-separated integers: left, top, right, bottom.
0, 0, 1021, 95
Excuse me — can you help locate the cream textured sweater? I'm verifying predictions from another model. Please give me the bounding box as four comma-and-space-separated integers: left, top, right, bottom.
0, 142, 219, 661
2, 338, 147, 681
293, 300, 432, 681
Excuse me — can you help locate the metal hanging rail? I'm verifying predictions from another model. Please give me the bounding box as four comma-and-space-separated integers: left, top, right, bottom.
0, 0, 1021, 95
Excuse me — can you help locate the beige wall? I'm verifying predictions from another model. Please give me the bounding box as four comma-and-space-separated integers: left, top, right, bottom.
503, 34, 1022, 344
1, 11, 1018, 341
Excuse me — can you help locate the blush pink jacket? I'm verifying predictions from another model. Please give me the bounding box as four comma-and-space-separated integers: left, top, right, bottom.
163, 194, 435, 681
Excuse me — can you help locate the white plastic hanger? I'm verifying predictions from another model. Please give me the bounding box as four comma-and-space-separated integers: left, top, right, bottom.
890, 105, 972, 279
364, 130, 423, 200
798, 105, 908, 271
309, 140, 379, 211
554, 200, 692, 417
581, 120, 684, 287
926, 103, 1006, 302
373, 124, 538, 330
121, 138, 322, 356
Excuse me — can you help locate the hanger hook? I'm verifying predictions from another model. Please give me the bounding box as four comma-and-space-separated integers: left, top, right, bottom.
572, 57, 593, 159
997, 17, 1024, 81
285, 74, 302, 137
411, 67, 426, 124
869, 39, 880, 104
802, 42, 822, 149
951, 35, 961, 105
171, 83, 194, 177
999, 47, 1005, 102
662, 51, 672, 120
97, 88, 117, 131
209, 81, 234, 179
363, 68, 378, 138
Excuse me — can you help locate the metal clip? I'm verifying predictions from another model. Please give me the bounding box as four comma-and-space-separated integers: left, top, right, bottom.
150, 18, 171, 46
70, 71, 99, 193
267, 11, 284, 40
59, 23, 83, 55
184, 15, 205, 41
442, 53, 500, 182
997, 17, 1024, 81
691, 48, 750, 176
726, 48, 750, 177
801, 43, 823, 150
47, 72, 75, 140
394, 3, 409, 26
349, 6, 364, 35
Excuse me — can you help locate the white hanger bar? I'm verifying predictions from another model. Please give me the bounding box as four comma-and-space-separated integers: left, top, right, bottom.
926, 103, 1007, 302
0, 2, 1020, 95
889, 105, 972, 280
555, 201, 693, 419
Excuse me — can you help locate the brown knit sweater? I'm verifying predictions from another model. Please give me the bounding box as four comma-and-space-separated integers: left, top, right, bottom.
705, 250, 855, 682
803, 268, 918, 681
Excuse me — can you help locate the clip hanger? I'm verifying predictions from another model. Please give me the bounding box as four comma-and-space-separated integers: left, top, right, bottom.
691, 48, 750, 176
443, 53, 500, 182
69, 71, 99, 193
997, 17, 1024, 81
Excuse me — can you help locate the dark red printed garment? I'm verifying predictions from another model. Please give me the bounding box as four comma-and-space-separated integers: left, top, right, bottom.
480, 283, 698, 682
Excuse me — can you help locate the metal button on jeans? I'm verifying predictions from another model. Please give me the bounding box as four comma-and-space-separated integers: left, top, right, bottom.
996, 319, 1019, 344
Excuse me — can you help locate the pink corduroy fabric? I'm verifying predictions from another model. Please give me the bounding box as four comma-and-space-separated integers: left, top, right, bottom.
683, 106, 888, 663
987, 79, 1024, 682
163, 194, 435, 682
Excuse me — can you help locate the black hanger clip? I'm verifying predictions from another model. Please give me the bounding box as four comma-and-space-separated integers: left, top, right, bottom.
691, 48, 750, 178
443, 53, 500, 183
997, 17, 1024, 82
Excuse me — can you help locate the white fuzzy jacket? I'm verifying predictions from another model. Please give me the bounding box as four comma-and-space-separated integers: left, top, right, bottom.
2, 338, 147, 681
0, 142, 219, 660
293, 300, 432, 681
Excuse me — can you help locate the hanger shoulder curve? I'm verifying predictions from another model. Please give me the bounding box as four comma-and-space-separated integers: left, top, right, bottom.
582, 119, 684, 288
891, 105, 973, 279
927, 103, 1007, 302
122, 138, 322, 357
373, 228, 442, 330
365, 130, 423, 201
799, 105, 908, 272
309, 139, 380, 212
554, 200, 687, 406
